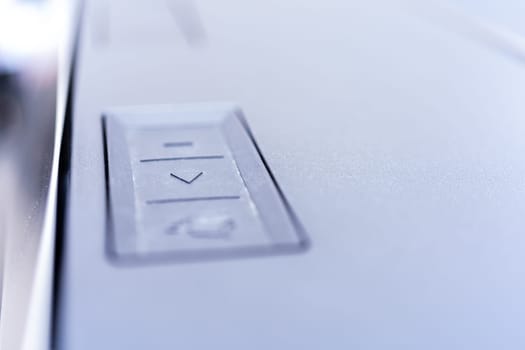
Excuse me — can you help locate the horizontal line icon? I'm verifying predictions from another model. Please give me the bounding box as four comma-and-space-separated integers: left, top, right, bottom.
163, 141, 193, 147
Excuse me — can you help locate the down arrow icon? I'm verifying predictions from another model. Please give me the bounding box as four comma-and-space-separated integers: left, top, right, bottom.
170, 171, 203, 184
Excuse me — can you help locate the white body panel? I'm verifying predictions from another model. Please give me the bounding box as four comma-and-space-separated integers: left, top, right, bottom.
57, 1, 525, 349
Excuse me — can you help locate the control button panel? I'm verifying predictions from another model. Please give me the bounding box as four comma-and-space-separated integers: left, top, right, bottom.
103, 103, 308, 263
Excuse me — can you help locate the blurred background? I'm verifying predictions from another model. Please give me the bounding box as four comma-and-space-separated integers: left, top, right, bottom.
0, 0, 61, 341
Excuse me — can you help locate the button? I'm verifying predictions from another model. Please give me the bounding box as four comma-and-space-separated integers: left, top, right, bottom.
103, 103, 308, 263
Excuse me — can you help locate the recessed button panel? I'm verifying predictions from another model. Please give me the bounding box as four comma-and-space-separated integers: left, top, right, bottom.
103, 103, 308, 263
